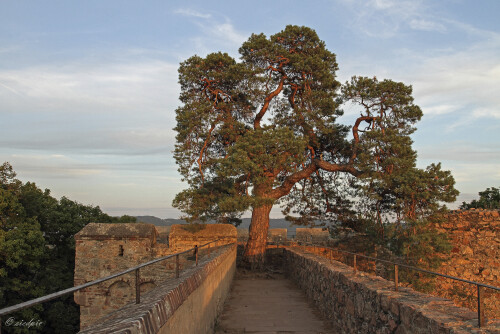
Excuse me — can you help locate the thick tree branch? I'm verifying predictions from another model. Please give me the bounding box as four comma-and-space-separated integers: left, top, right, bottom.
254, 76, 285, 129
269, 162, 318, 199
350, 115, 377, 164
269, 158, 362, 199
197, 117, 221, 184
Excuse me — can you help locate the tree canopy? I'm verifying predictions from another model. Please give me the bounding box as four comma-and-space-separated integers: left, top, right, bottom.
172, 25, 458, 266
460, 186, 500, 209
0, 162, 135, 333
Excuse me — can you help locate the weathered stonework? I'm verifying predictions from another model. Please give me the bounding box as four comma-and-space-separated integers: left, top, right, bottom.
155, 226, 170, 245
432, 209, 500, 320
236, 227, 287, 244
296, 227, 331, 244
326, 209, 500, 321
268, 228, 287, 243
74, 223, 236, 330
237, 228, 249, 243
283, 247, 500, 333
78, 244, 236, 334
74, 223, 178, 329
168, 224, 237, 250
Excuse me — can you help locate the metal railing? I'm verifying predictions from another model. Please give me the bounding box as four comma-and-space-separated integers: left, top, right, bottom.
0, 239, 226, 333
292, 243, 500, 328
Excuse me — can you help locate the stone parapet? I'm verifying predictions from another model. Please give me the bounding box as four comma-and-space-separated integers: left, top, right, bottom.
296, 227, 330, 244
168, 224, 237, 250
79, 244, 236, 334
74, 223, 188, 329
433, 209, 500, 319
268, 228, 287, 243
283, 248, 500, 333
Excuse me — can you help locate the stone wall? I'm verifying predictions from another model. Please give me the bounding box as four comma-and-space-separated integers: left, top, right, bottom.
296, 227, 330, 244
74, 223, 236, 329
283, 247, 500, 333
237, 228, 249, 243
155, 226, 170, 245
74, 223, 181, 329
236, 228, 288, 244
168, 224, 237, 250
268, 228, 287, 243
78, 244, 236, 334
432, 209, 500, 319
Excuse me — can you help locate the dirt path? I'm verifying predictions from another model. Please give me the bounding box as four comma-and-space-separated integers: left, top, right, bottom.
215, 270, 334, 334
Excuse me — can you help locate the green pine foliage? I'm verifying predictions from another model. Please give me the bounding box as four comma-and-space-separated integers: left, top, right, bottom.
173, 25, 458, 264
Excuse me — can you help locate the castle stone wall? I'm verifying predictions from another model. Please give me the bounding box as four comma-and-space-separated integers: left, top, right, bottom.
168, 224, 237, 250
296, 227, 330, 244
283, 247, 500, 333
74, 223, 237, 330
78, 245, 236, 334
74, 223, 188, 329
432, 209, 500, 319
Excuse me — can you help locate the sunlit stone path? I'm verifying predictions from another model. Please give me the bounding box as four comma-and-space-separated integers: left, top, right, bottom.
215, 273, 334, 334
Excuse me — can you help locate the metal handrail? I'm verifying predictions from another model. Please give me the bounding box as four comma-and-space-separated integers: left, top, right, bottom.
295, 243, 499, 328
0, 238, 225, 321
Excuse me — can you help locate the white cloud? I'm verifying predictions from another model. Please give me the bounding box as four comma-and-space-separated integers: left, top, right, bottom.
173, 8, 246, 57
421, 104, 458, 116
0, 60, 179, 114
450, 164, 500, 184
473, 107, 500, 119
336, 0, 445, 37
9, 153, 106, 178
408, 36, 500, 121
174, 8, 211, 19
211, 22, 247, 46
0, 55, 183, 158
418, 144, 500, 163
339, 22, 500, 125
409, 19, 446, 32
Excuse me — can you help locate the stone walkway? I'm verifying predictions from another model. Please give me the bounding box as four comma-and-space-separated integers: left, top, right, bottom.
215, 273, 333, 334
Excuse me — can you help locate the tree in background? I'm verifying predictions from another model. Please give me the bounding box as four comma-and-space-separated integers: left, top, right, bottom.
460, 186, 500, 209
0, 162, 135, 333
173, 25, 457, 267
0, 163, 46, 333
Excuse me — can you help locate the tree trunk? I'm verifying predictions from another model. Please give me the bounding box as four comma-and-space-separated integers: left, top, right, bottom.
243, 203, 273, 270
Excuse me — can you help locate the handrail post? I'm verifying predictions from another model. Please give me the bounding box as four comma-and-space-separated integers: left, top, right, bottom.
175, 254, 180, 278
353, 254, 357, 275
478, 285, 485, 327
394, 265, 399, 291
194, 245, 198, 266
135, 268, 140, 304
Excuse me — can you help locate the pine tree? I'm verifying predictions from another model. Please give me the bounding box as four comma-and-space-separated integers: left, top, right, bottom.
173, 26, 458, 267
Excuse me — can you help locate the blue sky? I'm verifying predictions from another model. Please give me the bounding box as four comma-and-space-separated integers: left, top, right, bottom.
1, 0, 499, 218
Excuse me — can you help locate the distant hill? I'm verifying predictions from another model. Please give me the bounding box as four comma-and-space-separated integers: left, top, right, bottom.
134, 215, 303, 237
135, 216, 170, 225
135, 216, 189, 226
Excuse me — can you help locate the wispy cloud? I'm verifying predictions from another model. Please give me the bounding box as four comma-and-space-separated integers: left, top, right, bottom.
173, 8, 246, 56
0, 58, 180, 117
336, 0, 446, 37
0, 80, 23, 96
174, 8, 211, 19
409, 19, 446, 32
0, 57, 181, 157
408, 36, 500, 122
418, 144, 500, 163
